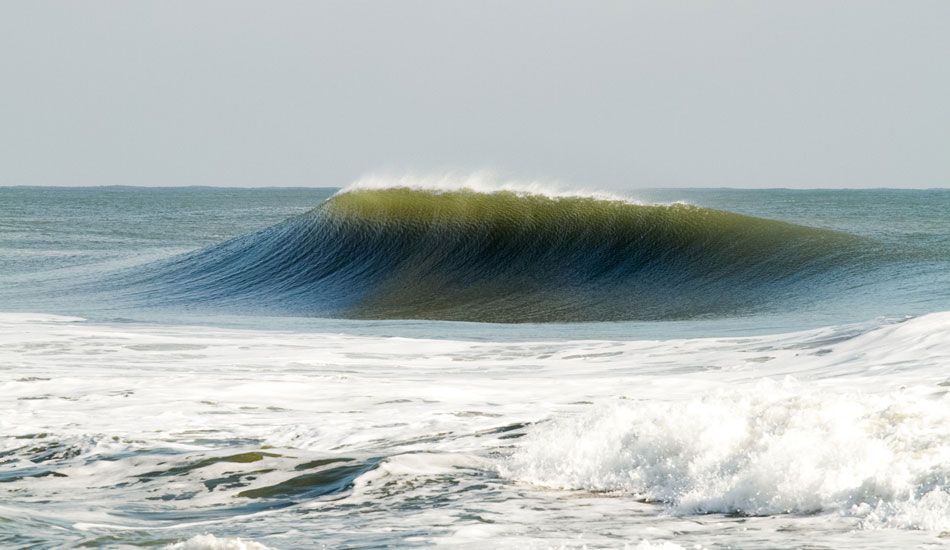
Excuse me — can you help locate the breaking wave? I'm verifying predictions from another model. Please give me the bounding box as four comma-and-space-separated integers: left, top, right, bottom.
115, 185, 874, 322
502, 379, 950, 530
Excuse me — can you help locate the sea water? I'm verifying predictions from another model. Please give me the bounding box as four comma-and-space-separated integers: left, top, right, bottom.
2, 182, 950, 549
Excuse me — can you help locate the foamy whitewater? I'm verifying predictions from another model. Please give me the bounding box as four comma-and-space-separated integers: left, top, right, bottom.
3, 180, 950, 549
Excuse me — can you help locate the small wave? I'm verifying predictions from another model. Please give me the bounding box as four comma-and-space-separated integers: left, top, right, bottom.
112, 181, 875, 322
351, 452, 493, 497
502, 380, 950, 530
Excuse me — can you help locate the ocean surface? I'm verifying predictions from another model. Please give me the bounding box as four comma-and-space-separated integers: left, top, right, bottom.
3, 181, 950, 549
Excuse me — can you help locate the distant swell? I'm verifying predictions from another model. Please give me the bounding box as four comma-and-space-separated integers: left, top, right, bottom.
117, 187, 874, 322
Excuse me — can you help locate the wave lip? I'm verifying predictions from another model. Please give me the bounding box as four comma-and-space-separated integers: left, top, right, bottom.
339, 171, 633, 202
119, 186, 874, 323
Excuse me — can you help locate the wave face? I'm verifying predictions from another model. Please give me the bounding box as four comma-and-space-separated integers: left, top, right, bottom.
120, 187, 873, 322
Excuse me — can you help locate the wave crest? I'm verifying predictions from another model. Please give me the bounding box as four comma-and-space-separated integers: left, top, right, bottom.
339, 172, 634, 202
119, 186, 872, 322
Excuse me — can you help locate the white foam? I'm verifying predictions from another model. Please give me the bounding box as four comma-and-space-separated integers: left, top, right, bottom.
632, 542, 689, 550
337, 170, 638, 203
164, 534, 277, 550
503, 379, 950, 530
4, 311, 950, 546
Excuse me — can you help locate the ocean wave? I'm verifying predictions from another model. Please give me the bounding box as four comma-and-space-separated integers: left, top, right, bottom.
502, 379, 950, 530
115, 184, 873, 322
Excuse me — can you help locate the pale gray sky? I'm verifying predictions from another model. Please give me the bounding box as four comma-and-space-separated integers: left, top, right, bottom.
1, 1, 948, 189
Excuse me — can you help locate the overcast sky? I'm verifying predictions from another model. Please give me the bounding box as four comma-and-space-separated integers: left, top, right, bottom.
2, 1, 948, 189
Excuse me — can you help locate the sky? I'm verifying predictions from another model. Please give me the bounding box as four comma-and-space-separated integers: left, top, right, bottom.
1, 1, 948, 189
